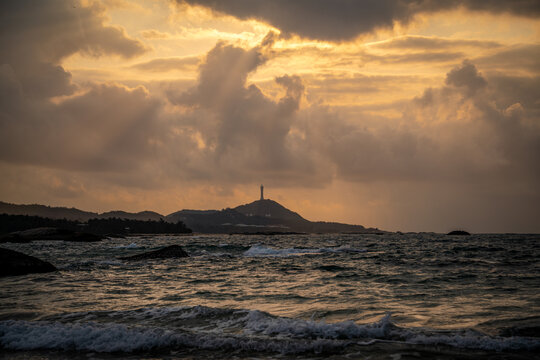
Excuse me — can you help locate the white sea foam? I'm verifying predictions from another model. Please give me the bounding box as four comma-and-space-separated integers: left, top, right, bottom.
1, 308, 538, 354
0, 320, 175, 352
244, 244, 366, 257
241, 310, 540, 351
243, 310, 392, 339
0, 320, 346, 354
326, 245, 367, 253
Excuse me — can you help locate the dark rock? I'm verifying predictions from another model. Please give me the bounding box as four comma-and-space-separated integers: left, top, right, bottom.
447, 230, 471, 235
0, 232, 30, 243
230, 231, 306, 236
0, 247, 57, 277
0, 227, 103, 243
119, 245, 189, 261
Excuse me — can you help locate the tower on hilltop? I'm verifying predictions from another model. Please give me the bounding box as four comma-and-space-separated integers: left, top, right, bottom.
260, 184, 264, 200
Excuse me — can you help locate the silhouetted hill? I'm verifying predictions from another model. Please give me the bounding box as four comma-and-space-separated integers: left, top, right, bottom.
165, 208, 282, 233
1, 199, 383, 234
0, 214, 190, 236
234, 199, 305, 222
99, 211, 164, 221
0, 201, 97, 221
0, 201, 165, 221
167, 199, 381, 234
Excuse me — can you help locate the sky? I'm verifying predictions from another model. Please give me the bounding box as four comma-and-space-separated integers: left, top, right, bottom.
1, 0, 539, 233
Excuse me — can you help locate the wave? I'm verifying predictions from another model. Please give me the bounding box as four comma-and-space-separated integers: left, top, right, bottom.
0, 319, 350, 354
114, 243, 141, 249
244, 244, 367, 257
1, 306, 539, 355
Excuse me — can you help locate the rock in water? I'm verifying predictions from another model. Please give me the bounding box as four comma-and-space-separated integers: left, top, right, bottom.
0, 247, 57, 277
119, 245, 189, 261
0, 227, 103, 243
447, 230, 471, 235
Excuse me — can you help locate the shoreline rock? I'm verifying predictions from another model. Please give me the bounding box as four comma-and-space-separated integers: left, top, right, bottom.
0, 227, 103, 243
119, 245, 189, 261
0, 247, 57, 277
447, 230, 471, 236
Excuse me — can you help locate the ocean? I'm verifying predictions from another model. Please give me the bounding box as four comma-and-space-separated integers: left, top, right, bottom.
1, 233, 539, 359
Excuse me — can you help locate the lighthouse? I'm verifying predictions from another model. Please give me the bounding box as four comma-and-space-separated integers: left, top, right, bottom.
260, 184, 264, 200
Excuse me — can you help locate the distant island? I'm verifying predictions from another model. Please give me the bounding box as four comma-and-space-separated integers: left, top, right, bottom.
167, 199, 383, 234
0, 195, 383, 234
0, 214, 191, 239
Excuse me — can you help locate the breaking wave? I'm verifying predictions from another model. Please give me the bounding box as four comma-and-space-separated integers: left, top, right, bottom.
1, 306, 538, 355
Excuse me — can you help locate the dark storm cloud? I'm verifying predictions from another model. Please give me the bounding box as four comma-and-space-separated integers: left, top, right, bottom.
177, 0, 540, 41
0, 0, 157, 172
0, 0, 147, 99
0, 1, 147, 61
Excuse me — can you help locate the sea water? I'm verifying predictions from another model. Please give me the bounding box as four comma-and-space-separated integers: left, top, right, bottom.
0, 233, 539, 359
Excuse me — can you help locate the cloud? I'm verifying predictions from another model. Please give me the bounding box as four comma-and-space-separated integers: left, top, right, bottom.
4, 31, 536, 189
166, 41, 325, 184
296, 61, 540, 188
1, 1, 147, 61
487, 75, 540, 117
365, 51, 465, 64
475, 44, 540, 74
0, 83, 161, 172
302, 73, 422, 97
0, 1, 160, 173
140, 29, 171, 39
130, 56, 201, 72
165, 41, 538, 195
0, 0, 147, 99
371, 35, 502, 50
177, 0, 540, 41
445, 60, 487, 95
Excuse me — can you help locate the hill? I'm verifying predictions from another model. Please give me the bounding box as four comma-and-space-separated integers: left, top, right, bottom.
0, 213, 190, 236
0, 201, 97, 221
167, 199, 382, 234
234, 199, 305, 222
0, 201, 164, 221
98, 211, 164, 221
1, 199, 383, 234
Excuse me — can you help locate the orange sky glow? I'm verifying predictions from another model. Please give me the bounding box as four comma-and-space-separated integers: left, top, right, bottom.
1, 0, 539, 232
